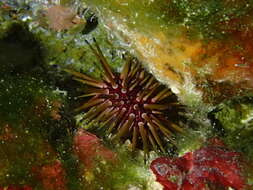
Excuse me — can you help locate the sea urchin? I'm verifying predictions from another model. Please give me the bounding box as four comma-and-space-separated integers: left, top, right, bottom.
66, 39, 183, 155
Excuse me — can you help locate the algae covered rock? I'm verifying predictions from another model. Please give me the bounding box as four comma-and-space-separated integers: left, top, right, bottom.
1, 0, 253, 189
214, 97, 253, 162
83, 0, 253, 107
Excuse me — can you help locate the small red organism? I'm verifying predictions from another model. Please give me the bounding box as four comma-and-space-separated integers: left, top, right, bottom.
73, 129, 117, 170
150, 139, 247, 190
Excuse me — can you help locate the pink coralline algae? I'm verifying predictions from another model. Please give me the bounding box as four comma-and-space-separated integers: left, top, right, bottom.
150, 139, 247, 190
74, 129, 117, 170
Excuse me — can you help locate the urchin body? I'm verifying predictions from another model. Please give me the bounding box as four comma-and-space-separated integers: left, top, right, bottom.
66, 39, 183, 154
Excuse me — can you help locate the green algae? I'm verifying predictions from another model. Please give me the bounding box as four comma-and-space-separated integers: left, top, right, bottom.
215, 97, 253, 132
0, 126, 56, 188
84, 0, 253, 39
78, 143, 151, 190
0, 74, 71, 188
0, 3, 145, 188
82, 0, 253, 109
84, 0, 176, 31
0, 13, 81, 189
0, 75, 82, 189
32, 21, 125, 81
215, 97, 253, 185
0, 1, 124, 79
163, 0, 253, 39
213, 96, 253, 161
0, 76, 53, 123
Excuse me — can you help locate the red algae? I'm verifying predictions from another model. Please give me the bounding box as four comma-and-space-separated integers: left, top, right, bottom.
32, 160, 67, 190
150, 139, 248, 190
73, 129, 117, 170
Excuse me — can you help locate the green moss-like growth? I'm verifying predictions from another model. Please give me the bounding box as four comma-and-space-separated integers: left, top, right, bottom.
84, 0, 178, 33
2, 0, 253, 189
0, 124, 56, 188
0, 76, 54, 123
215, 97, 253, 132
163, 0, 253, 39
84, 0, 253, 40
78, 143, 151, 190
97, 153, 148, 190
0, 14, 82, 189
214, 96, 253, 160
0, 1, 125, 80
0, 71, 71, 187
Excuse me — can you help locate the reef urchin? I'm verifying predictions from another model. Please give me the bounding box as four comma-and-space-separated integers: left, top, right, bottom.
66, 39, 184, 155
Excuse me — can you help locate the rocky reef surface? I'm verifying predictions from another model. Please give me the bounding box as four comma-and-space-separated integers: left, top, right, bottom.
0, 0, 253, 189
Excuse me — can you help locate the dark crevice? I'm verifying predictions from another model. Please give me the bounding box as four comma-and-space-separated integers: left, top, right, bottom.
0, 23, 43, 76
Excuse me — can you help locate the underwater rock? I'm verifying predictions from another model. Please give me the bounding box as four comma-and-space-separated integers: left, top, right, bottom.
212, 97, 253, 161
150, 138, 247, 190
1, 1, 253, 189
